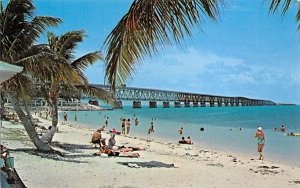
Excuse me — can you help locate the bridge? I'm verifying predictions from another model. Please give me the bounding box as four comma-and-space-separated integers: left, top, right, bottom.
91, 84, 276, 108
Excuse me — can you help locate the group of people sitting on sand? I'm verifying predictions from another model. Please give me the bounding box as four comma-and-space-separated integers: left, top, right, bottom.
91, 127, 144, 158
178, 136, 193, 145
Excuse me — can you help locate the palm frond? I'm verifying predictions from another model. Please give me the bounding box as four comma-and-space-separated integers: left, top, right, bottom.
56, 30, 85, 60
71, 51, 102, 71
103, 0, 224, 90
263, 0, 291, 16
296, 4, 300, 30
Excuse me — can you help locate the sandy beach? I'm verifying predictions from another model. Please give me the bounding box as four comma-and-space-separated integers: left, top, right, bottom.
1, 114, 300, 188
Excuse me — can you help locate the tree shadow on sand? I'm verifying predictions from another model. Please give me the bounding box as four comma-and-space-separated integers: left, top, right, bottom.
10, 142, 99, 164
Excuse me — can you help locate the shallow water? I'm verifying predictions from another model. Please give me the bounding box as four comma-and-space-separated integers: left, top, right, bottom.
60, 103, 300, 166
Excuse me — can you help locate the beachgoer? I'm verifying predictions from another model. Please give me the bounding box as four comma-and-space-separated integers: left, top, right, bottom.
150, 121, 154, 133
178, 137, 187, 144
105, 116, 109, 127
200, 127, 204, 131
178, 127, 183, 135
108, 131, 116, 149
118, 145, 145, 151
96, 146, 140, 158
91, 128, 106, 147
1, 145, 14, 184
281, 125, 286, 132
186, 136, 193, 144
255, 127, 265, 160
134, 118, 139, 126
63, 112, 68, 121
126, 119, 131, 134
287, 132, 295, 136
74, 114, 77, 121
121, 119, 126, 134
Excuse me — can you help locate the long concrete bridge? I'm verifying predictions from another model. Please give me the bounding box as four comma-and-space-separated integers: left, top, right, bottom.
91, 84, 276, 108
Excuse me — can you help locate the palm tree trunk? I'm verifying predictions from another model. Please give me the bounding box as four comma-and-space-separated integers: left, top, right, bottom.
7, 91, 52, 152
0, 90, 5, 118
50, 97, 58, 129
41, 96, 58, 143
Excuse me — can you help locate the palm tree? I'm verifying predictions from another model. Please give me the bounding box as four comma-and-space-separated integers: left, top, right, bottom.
0, 0, 61, 152
103, 0, 224, 90
263, 0, 300, 28
39, 30, 115, 143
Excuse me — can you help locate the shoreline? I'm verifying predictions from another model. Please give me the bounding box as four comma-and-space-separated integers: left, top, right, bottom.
1, 115, 300, 187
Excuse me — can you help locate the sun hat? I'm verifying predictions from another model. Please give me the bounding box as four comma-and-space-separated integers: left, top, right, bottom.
257, 127, 262, 131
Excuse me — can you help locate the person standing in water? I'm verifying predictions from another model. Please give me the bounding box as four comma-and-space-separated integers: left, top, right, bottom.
255, 127, 265, 160
126, 119, 131, 134
121, 119, 126, 135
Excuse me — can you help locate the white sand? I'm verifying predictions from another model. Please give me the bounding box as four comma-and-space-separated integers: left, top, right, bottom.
1, 116, 300, 188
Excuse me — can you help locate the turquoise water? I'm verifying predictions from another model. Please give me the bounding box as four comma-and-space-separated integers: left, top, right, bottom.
60, 102, 300, 166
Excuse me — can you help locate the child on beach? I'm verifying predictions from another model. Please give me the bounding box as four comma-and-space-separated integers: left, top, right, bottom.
255, 127, 265, 160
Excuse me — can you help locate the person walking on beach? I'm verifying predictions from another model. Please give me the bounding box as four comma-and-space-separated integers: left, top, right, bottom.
255, 127, 265, 160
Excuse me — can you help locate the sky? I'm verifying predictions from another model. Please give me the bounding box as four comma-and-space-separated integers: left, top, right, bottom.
28, 0, 300, 104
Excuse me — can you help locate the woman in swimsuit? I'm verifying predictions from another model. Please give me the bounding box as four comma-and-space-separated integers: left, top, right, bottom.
255, 127, 265, 160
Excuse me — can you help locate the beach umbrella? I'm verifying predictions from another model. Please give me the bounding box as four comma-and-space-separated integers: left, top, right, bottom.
0, 61, 23, 83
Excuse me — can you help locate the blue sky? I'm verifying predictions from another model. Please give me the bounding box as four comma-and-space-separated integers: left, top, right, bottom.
32, 0, 300, 104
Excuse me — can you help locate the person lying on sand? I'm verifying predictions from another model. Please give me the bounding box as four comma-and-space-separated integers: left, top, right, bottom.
115, 145, 145, 152
94, 146, 140, 158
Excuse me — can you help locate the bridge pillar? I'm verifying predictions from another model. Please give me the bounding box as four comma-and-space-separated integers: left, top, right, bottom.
209, 97, 215, 107
230, 98, 235, 106
224, 99, 229, 107
184, 101, 190, 107
193, 101, 199, 107
217, 98, 222, 107
133, 101, 142, 108
163, 101, 170, 108
174, 101, 181, 108
235, 99, 240, 106
113, 100, 123, 109
149, 101, 157, 108
200, 97, 206, 107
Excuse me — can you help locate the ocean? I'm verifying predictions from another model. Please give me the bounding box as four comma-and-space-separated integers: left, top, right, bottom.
59, 101, 300, 166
